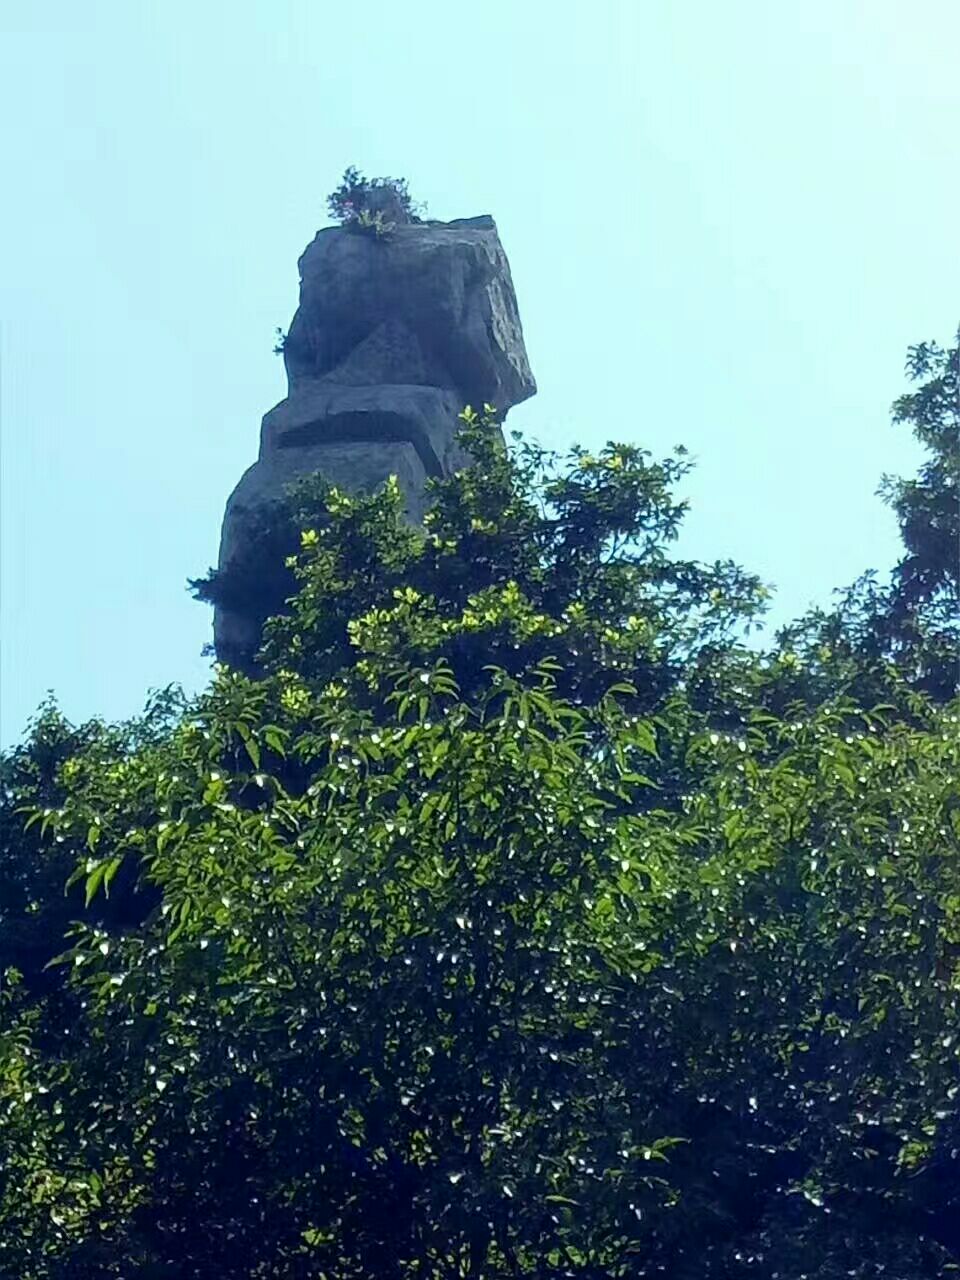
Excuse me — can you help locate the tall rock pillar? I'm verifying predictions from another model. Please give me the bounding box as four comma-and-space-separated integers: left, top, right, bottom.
214, 214, 536, 667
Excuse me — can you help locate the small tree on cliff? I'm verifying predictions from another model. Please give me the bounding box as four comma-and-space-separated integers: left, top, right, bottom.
1, 403, 959, 1277
327, 165, 424, 237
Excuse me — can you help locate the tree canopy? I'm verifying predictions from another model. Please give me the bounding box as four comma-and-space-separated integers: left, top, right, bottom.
1, 348, 958, 1277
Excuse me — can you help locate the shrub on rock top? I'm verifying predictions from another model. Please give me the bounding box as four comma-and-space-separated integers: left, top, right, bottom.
326, 165, 423, 237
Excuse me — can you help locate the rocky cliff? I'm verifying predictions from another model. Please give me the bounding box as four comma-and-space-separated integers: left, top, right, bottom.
213, 215, 535, 668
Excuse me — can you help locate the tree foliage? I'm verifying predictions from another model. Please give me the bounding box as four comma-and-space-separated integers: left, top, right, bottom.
1, 378, 958, 1277
777, 331, 959, 706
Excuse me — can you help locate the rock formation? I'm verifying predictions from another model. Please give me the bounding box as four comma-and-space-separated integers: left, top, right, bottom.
214, 215, 536, 667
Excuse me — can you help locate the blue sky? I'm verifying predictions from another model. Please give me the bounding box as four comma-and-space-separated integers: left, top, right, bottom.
2, 1, 958, 745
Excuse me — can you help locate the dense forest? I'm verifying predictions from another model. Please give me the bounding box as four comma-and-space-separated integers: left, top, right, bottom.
1, 334, 957, 1277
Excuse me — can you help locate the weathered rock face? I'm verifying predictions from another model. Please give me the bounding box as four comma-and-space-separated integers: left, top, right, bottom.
214, 215, 535, 668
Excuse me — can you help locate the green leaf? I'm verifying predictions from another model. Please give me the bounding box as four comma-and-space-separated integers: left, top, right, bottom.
84, 861, 108, 907
236, 722, 261, 769
263, 725, 288, 756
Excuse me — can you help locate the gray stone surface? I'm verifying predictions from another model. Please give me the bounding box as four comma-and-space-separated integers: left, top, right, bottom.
283, 217, 536, 409
214, 213, 535, 667
259, 384, 473, 476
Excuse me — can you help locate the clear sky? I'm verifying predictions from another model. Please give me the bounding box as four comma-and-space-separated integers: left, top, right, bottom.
2, 1, 958, 745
